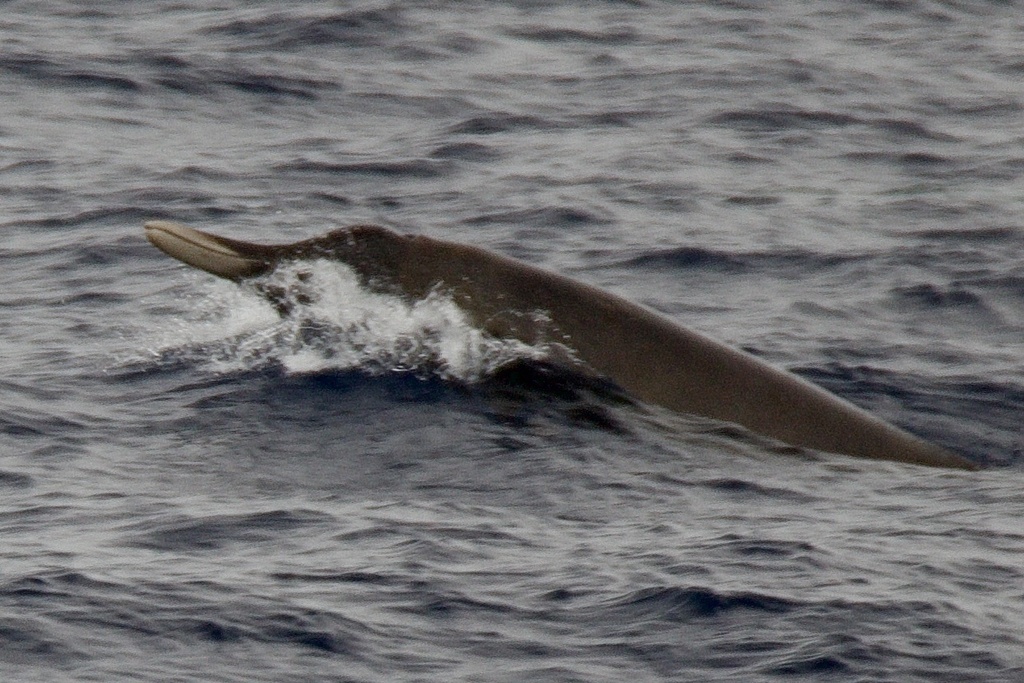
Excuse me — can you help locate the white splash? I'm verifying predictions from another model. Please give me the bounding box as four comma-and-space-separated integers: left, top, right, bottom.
141, 260, 550, 381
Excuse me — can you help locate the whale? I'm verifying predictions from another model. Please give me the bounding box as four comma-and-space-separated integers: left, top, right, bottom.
144, 219, 977, 470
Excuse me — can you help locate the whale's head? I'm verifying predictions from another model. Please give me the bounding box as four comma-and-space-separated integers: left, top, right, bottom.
145, 219, 416, 316
145, 220, 409, 284
144, 221, 278, 280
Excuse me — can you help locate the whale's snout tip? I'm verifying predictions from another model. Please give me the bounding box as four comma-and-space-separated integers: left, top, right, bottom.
144, 220, 272, 280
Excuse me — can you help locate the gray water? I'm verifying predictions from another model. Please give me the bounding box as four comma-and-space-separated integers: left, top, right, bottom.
1, 2, 1023, 681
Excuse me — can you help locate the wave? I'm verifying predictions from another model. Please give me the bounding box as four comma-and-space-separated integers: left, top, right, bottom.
123, 509, 335, 552
203, 8, 406, 51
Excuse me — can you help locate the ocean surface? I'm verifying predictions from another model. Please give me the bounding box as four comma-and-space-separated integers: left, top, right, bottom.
1, 1, 1023, 681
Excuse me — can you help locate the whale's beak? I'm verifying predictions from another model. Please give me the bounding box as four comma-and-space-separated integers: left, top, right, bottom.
144, 220, 275, 280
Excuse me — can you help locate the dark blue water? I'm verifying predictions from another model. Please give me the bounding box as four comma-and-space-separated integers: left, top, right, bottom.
2, 2, 1023, 681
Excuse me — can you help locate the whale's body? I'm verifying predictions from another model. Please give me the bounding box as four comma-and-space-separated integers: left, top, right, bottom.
144, 220, 976, 470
